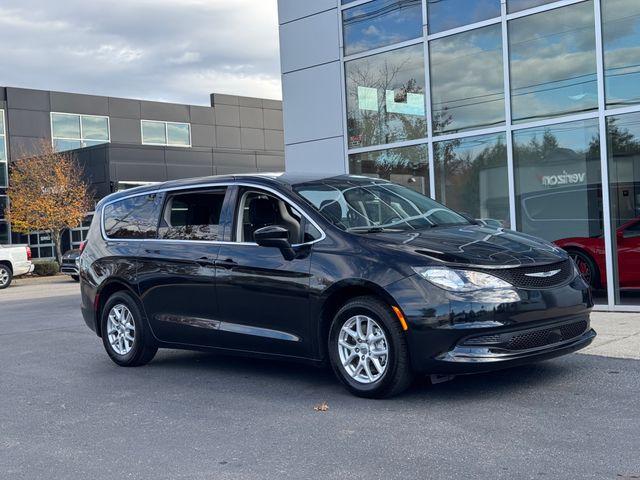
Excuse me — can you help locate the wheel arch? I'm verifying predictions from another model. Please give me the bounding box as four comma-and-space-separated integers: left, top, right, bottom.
95, 279, 141, 337
317, 279, 400, 361
563, 246, 603, 288
0, 260, 13, 274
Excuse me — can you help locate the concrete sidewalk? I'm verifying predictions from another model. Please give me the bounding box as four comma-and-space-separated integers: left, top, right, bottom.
583, 312, 640, 360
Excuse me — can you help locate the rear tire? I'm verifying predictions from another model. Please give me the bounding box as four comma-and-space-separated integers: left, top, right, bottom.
0, 264, 12, 290
328, 296, 414, 398
101, 291, 157, 367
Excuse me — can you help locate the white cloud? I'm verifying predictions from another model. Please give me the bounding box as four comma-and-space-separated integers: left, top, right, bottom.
0, 0, 282, 104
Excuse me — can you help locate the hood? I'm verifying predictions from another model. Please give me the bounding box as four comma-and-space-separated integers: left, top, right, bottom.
363, 225, 567, 268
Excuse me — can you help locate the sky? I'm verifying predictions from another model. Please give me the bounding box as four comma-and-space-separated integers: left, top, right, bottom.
0, 0, 282, 106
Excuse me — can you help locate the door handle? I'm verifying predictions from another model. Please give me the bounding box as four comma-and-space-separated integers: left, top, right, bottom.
214, 258, 238, 269
196, 256, 217, 267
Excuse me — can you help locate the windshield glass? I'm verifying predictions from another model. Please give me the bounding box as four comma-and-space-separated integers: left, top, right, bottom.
294, 179, 470, 231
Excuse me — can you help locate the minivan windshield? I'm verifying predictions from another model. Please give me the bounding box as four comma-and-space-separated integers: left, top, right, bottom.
294, 179, 470, 232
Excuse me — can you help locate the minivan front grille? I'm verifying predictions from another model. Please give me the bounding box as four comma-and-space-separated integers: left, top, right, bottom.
462, 319, 589, 351
473, 259, 574, 289
507, 320, 588, 350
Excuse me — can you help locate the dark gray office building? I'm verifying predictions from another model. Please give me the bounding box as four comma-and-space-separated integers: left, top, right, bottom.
0, 86, 284, 255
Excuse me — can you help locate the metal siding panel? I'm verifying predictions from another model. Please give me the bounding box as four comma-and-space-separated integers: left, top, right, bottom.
110, 117, 143, 144
50, 91, 109, 115
109, 97, 142, 119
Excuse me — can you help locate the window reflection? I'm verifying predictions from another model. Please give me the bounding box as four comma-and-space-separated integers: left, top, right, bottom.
430, 24, 504, 134
427, 0, 500, 34
349, 144, 429, 195
141, 121, 166, 145
607, 112, 640, 304
346, 44, 426, 148
602, 0, 640, 108
513, 119, 603, 259
52, 113, 81, 139
52, 113, 110, 152
343, 0, 423, 56
507, 0, 555, 14
509, 1, 597, 123
435, 133, 509, 226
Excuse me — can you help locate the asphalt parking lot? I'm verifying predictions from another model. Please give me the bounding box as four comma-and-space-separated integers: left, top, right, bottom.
1, 278, 639, 480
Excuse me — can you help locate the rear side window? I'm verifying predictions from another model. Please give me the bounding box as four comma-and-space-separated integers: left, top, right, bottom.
103, 194, 163, 239
159, 189, 227, 241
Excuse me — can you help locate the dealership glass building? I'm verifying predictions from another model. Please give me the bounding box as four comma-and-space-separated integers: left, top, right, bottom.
278, 0, 640, 310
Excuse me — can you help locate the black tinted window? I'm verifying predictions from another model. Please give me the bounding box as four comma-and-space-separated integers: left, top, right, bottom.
104, 194, 162, 239
159, 190, 226, 241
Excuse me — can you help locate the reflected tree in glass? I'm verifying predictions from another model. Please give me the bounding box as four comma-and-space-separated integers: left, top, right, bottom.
345, 44, 426, 148
349, 145, 429, 195
607, 112, 640, 302
513, 119, 602, 243
434, 133, 509, 224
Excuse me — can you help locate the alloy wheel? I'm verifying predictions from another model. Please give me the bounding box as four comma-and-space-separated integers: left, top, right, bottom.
338, 315, 389, 384
107, 304, 136, 355
569, 252, 593, 285
0, 267, 9, 287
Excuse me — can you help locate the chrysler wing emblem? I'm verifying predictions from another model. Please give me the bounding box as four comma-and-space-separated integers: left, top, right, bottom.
525, 269, 561, 278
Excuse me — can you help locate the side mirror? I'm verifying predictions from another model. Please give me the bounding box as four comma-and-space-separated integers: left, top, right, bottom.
254, 226, 296, 260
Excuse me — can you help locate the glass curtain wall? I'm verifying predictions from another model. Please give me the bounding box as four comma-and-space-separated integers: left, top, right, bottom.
0, 109, 8, 244
341, 0, 640, 309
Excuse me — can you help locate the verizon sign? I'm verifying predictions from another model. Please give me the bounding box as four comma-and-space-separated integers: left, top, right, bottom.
541, 171, 586, 186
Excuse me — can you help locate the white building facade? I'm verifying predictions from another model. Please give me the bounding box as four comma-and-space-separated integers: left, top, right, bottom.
278, 0, 640, 311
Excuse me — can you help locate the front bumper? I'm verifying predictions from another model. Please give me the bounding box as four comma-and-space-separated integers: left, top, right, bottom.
386, 273, 595, 374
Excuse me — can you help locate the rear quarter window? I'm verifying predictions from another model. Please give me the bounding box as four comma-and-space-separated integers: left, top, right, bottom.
103, 194, 163, 239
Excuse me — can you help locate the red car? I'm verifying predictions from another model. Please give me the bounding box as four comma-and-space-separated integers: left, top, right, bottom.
555, 218, 640, 289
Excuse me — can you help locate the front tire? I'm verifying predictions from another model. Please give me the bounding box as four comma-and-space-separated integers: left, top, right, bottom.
101, 291, 158, 367
0, 264, 12, 289
71, 275, 80, 282
328, 296, 414, 398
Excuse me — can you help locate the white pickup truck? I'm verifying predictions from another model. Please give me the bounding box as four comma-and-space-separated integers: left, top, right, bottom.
0, 244, 34, 289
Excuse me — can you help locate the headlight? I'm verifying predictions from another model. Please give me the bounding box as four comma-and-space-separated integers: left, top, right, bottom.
412, 266, 513, 292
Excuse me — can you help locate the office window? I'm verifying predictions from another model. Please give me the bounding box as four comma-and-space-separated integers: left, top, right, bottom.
513, 118, 602, 246
345, 44, 426, 148
0, 195, 7, 219
0, 110, 7, 188
349, 144, 429, 195
51, 113, 110, 152
430, 24, 504, 134
602, 0, 640, 108
507, 0, 555, 14
342, 0, 423, 56
434, 133, 509, 226
607, 112, 640, 304
159, 190, 226, 241
0, 222, 9, 245
142, 120, 191, 147
509, 1, 597, 124
427, 0, 500, 35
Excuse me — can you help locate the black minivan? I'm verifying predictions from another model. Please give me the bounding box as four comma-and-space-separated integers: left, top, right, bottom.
80, 173, 596, 398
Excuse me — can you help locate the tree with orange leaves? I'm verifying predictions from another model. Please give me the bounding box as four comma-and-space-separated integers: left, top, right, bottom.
6, 140, 93, 263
